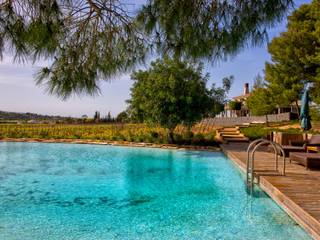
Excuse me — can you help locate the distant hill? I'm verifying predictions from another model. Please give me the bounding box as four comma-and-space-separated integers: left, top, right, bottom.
0, 110, 71, 121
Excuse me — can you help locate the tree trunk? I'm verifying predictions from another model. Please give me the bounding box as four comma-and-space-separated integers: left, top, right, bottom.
265, 114, 269, 127
295, 100, 300, 119
168, 129, 174, 144
187, 125, 193, 136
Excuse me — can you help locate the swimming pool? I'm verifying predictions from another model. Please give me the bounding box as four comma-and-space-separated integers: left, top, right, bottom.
0, 142, 310, 239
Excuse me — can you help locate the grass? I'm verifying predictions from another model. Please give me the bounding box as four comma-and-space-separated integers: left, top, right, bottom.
0, 123, 217, 146
240, 121, 320, 140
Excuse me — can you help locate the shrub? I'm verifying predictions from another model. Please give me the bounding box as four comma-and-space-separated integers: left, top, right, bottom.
240, 126, 271, 140
191, 133, 205, 145
228, 101, 242, 110
310, 107, 320, 121
240, 125, 312, 140
173, 134, 184, 144
150, 131, 159, 139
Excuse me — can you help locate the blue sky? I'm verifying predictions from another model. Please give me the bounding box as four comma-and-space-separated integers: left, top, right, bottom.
0, 0, 311, 118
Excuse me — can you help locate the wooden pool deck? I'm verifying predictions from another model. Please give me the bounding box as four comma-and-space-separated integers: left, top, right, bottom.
221, 143, 320, 240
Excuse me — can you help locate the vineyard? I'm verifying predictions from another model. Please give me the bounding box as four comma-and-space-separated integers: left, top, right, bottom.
0, 123, 217, 146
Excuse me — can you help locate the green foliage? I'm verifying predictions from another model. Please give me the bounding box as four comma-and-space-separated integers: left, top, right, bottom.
128, 57, 215, 142
310, 107, 320, 121
265, 0, 320, 105
240, 126, 272, 140
105, 112, 114, 123
173, 132, 217, 146
253, 74, 265, 90
228, 101, 242, 111
247, 88, 276, 116
241, 126, 300, 140
210, 75, 234, 115
116, 111, 129, 123
1, 0, 293, 98
0, 0, 146, 99
138, 0, 294, 60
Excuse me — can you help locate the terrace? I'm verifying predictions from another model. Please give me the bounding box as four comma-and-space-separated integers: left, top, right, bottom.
221, 142, 320, 239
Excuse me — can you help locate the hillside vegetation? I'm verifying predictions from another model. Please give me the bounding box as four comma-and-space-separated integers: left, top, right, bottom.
0, 110, 70, 121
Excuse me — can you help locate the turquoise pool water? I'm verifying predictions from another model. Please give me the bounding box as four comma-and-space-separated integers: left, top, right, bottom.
0, 142, 310, 240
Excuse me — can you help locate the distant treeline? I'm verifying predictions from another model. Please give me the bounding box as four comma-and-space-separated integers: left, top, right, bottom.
0, 111, 71, 121
0, 110, 121, 124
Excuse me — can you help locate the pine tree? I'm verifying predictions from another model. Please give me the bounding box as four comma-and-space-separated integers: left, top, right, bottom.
265, 0, 320, 109
1, 0, 294, 98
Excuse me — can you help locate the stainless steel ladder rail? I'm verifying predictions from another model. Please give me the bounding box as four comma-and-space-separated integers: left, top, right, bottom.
246, 139, 286, 193
246, 139, 269, 190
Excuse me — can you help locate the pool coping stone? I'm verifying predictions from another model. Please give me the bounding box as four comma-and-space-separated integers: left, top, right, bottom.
0, 138, 220, 152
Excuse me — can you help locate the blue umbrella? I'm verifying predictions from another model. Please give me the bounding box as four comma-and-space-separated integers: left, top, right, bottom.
300, 89, 312, 131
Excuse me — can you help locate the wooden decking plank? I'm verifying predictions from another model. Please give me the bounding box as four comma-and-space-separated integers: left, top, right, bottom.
221, 143, 320, 240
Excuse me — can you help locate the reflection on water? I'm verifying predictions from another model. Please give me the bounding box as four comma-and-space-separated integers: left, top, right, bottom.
0, 142, 311, 240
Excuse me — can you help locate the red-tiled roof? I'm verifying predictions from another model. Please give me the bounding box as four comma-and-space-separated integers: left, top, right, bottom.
232, 93, 251, 101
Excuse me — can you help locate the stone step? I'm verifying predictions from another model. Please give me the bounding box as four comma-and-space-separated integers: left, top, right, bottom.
221, 134, 245, 138
223, 137, 249, 143
217, 127, 248, 143
218, 128, 239, 132
218, 131, 241, 135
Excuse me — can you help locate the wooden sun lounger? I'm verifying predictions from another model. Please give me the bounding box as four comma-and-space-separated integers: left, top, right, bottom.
289, 152, 320, 170
282, 145, 306, 157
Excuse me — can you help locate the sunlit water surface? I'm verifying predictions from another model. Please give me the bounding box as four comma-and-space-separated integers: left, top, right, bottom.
0, 142, 311, 239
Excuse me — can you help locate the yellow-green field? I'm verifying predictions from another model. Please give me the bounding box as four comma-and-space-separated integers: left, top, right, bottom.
0, 124, 217, 146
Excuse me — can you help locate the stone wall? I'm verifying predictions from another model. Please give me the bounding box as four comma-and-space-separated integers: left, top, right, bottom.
202, 112, 292, 127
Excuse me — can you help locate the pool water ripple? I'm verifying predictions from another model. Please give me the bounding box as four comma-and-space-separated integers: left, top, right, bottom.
0, 142, 311, 240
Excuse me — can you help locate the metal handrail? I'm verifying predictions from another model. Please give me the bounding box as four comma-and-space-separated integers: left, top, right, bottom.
246, 139, 271, 189
246, 139, 286, 193
270, 141, 286, 175
246, 139, 265, 184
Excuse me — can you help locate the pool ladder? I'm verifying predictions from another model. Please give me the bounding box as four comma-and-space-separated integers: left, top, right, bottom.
246, 139, 286, 194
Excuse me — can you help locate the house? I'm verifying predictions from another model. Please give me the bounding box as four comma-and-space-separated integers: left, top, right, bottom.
219, 83, 312, 118
222, 83, 251, 117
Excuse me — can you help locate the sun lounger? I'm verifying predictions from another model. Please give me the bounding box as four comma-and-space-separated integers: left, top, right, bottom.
308, 135, 320, 146
270, 132, 307, 157
282, 145, 307, 157
271, 133, 320, 158
273, 132, 307, 146
289, 152, 320, 169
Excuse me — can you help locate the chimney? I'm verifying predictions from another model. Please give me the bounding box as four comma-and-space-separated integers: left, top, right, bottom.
243, 83, 249, 95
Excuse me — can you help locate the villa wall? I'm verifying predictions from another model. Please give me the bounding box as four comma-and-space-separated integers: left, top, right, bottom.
202, 112, 292, 127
